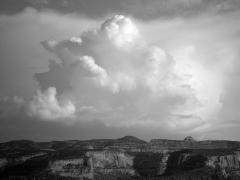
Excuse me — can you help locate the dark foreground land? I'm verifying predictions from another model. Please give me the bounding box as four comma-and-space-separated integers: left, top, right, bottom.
1, 136, 240, 180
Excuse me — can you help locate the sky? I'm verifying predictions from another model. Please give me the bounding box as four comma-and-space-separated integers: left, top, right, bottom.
0, 0, 240, 142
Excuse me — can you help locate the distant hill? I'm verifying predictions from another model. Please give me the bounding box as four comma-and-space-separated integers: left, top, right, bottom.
1, 136, 240, 153
117, 136, 147, 144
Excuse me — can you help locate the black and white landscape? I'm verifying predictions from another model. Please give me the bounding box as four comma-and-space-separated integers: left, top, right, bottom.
1, 136, 240, 180
1, 0, 240, 179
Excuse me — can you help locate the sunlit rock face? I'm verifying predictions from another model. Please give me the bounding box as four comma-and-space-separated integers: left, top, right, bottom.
48, 150, 171, 179
158, 153, 170, 175
87, 150, 134, 169
88, 150, 135, 175
49, 150, 136, 178
206, 152, 240, 169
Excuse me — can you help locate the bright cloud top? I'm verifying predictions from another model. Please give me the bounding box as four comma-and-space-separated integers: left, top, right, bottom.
101, 15, 140, 48
34, 15, 222, 132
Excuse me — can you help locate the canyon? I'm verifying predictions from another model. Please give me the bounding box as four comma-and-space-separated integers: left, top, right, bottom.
1, 136, 240, 179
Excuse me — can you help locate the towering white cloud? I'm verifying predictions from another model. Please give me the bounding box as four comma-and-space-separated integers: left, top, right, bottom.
34, 15, 223, 132
28, 87, 76, 120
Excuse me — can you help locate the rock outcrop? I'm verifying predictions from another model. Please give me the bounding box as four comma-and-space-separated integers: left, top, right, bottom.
49, 150, 135, 179
49, 158, 93, 179
184, 136, 196, 142
206, 151, 240, 169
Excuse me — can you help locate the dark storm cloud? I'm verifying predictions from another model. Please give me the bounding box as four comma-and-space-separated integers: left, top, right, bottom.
0, 0, 123, 16
1, 0, 240, 20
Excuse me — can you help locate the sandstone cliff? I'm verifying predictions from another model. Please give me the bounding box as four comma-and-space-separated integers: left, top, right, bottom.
49, 150, 135, 179
206, 151, 240, 169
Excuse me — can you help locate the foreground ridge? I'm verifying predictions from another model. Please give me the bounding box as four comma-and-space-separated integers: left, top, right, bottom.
1, 136, 240, 180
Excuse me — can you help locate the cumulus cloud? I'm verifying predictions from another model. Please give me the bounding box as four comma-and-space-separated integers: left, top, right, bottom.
40, 15, 178, 94
78, 56, 109, 87
32, 14, 224, 132
137, 10, 240, 138
28, 87, 76, 120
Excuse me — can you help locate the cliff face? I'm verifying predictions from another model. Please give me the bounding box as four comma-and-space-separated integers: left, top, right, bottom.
163, 150, 240, 179
206, 151, 240, 169
87, 150, 134, 170
158, 153, 169, 175
48, 150, 240, 179
49, 150, 136, 178
48, 150, 171, 179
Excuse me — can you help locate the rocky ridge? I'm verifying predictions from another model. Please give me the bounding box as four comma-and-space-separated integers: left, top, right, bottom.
1, 136, 240, 179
